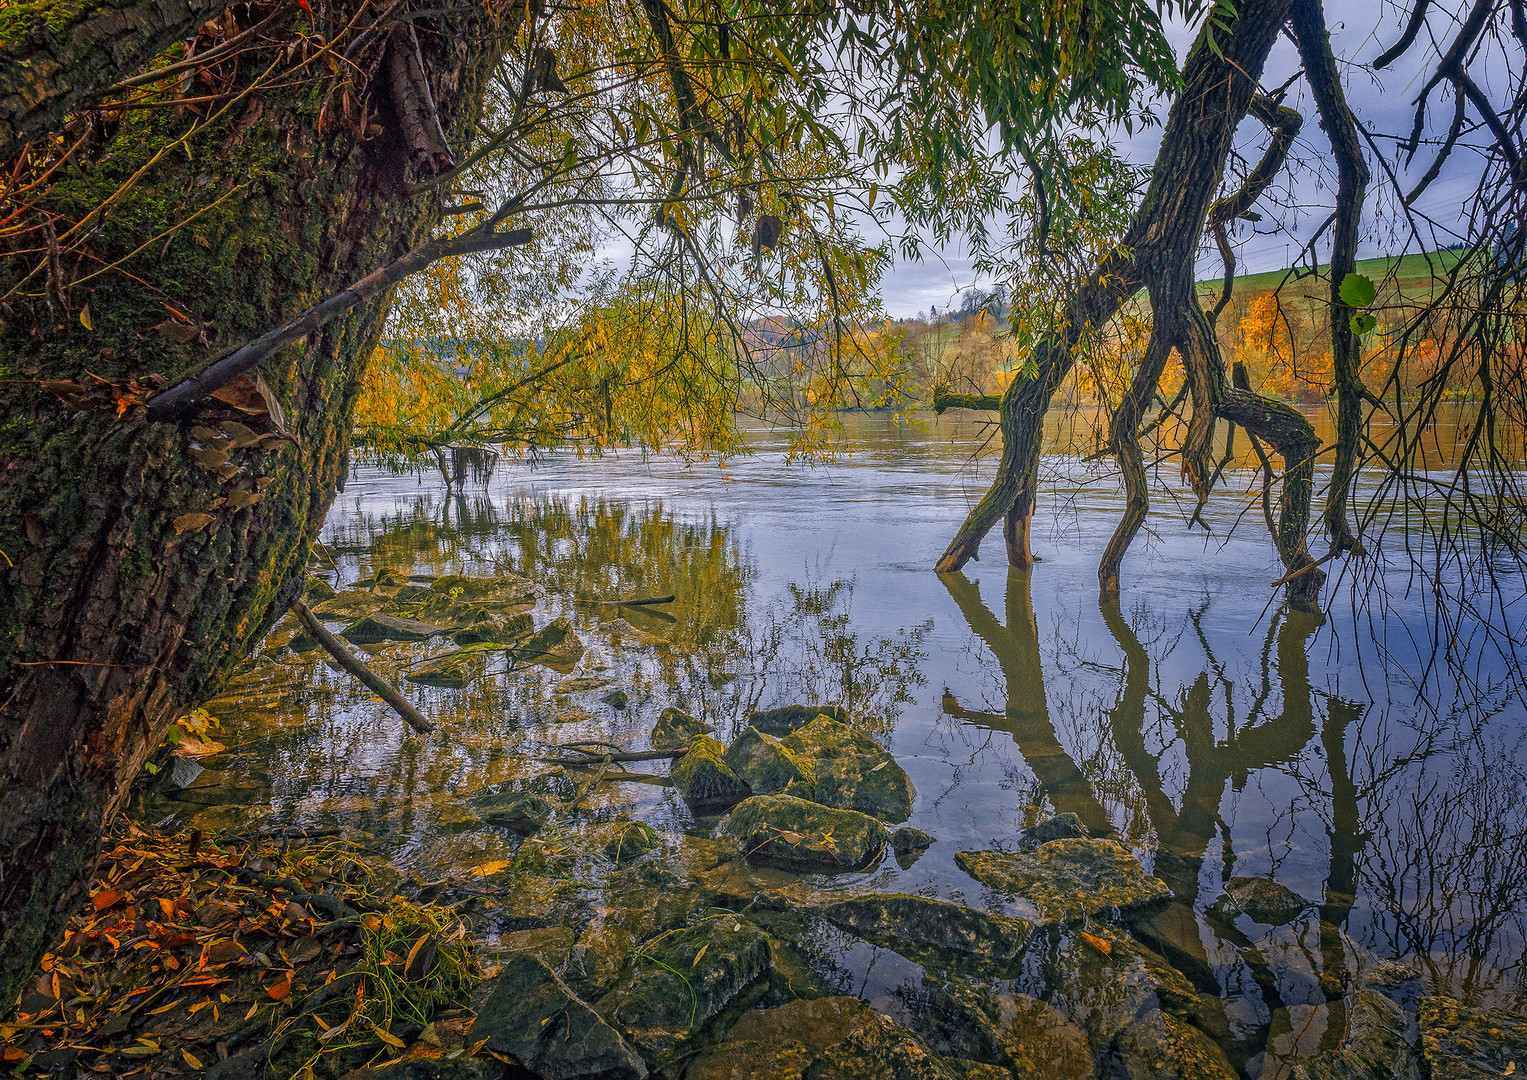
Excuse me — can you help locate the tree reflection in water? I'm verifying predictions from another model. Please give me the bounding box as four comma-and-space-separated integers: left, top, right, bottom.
938, 566, 1527, 1071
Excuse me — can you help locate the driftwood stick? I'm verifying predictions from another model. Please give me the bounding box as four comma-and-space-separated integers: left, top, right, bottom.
533, 748, 687, 765
293, 600, 435, 735
576, 594, 676, 607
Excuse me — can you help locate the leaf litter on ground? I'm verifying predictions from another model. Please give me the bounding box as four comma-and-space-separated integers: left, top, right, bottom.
0, 820, 489, 1079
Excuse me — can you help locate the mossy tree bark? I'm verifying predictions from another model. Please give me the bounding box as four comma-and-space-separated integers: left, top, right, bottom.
0, 0, 515, 1005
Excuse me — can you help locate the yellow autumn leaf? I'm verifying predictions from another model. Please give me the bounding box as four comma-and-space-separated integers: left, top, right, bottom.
470, 859, 513, 877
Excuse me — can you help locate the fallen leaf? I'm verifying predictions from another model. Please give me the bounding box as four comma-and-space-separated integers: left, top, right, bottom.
182, 1049, 204, 1069
371, 1023, 407, 1049
266, 973, 292, 1000
469, 860, 512, 877
404, 934, 436, 981
79, 305, 92, 331
171, 736, 227, 758
1078, 931, 1112, 956
288, 935, 322, 964
91, 890, 121, 912
153, 320, 201, 344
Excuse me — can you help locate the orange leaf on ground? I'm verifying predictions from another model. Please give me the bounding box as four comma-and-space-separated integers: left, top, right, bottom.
266, 973, 292, 1001
1077, 931, 1112, 956
91, 890, 120, 912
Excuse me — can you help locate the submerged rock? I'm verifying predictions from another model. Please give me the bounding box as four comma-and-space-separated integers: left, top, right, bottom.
405, 649, 485, 687
747, 703, 850, 736
428, 572, 537, 606
822, 894, 1032, 977
340, 614, 447, 644
453, 612, 533, 645
725, 726, 816, 797
1282, 990, 1418, 1080
602, 689, 629, 709
723, 795, 887, 871
302, 577, 337, 603
607, 917, 772, 1060
651, 706, 714, 750
684, 996, 955, 1080
497, 925, 576, 971
779, 715, 915, 822
1209, 875, 1309, 926
469, 954, 647, 1080
891, 827, 935, 857
672, 735, 751, 810
1114, 1010, 1237, 1080
584, 820, 659, 865
1419, 995, 1527, 1080
511, 617, 586, 673
310, 589, 387, 622
1019, 813, 1089, 849
955, 839, 1170, 926
471, 791, 552, 835
909, 982, 1090, 1079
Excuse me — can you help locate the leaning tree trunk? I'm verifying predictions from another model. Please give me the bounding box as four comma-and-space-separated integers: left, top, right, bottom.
936, 0, 1322, 602
0, 0, 515, 1005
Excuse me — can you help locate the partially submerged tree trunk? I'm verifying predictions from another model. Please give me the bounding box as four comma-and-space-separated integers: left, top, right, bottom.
0, 0, 516, 1004
936, 0, 1327, 608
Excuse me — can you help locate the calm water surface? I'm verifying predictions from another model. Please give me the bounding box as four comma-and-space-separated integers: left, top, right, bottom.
154, 411, 1527, 1075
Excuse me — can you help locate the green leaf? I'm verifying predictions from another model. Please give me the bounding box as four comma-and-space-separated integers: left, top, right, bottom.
1339, 272, 1376, 309
1350, 312, 1377, 337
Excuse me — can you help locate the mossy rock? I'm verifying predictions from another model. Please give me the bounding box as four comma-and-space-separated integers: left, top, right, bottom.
891, 827, 934, 856
608, 917, 772, 1061
1208, 875, 1309, 926
469, 954, 646, 1080
724, 726, 816, 797
747, 704, 850, 736
452, 611, 534, 645
722, 795, 887, 872
651, 707, 714, 750
1283, 990, 1417, 1080
1019, 813, 1089, 849
955, 839, 1170, 927
820, 894, 1032, 978
301, 577, 337, 603
585, 820, 660, 865
1114, 1010, 1238, 1080
671, 736, 750, 810
405, 648, 485, 688
340, 614, 447, 644
779, 715, 914, 822
907, 981, 1089, 1080
1419, 995, 1527, 1080
510, 616, 586, 674
309, 588, 388, 622
684, 996, 953, 1080
471, 791, 552, 835
429, 572, 537, 606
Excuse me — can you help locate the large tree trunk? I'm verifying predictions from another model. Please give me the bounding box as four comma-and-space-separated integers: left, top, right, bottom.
0, 0, 512, 1005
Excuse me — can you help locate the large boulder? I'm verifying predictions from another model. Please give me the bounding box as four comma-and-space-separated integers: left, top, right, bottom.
724, 726, 816, 797
778, 715, 914, 822
672, 735, 751, 810
723, 795, 887, 872
747, 704, 850, 736
468, 954, 647, 1080
340, 614, 447, 644
607, 918, 772, 1060
1419, 995, 1527, 1080
820, 894, 1032, 977
651, 706, 714, 750
955, 839, 1170, 926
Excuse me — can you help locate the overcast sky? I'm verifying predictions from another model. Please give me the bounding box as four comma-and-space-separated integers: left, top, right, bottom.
875, 1, 1495, 318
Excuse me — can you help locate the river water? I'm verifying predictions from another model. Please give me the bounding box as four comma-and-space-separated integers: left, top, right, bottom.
150, 410, 1527, 1076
